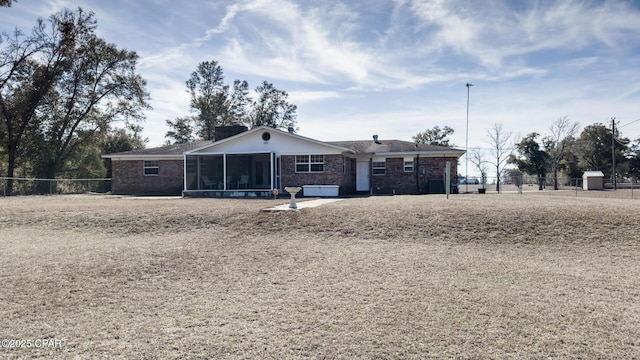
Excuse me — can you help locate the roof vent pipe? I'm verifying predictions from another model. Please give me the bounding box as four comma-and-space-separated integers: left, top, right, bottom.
373, 134, 381, 144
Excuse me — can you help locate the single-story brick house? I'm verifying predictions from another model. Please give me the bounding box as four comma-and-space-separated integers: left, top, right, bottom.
102, 125, 465, 197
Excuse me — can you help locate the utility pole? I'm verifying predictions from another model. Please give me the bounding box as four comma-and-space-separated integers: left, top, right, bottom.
611, 117, 617, 190
465, 83, 473, 193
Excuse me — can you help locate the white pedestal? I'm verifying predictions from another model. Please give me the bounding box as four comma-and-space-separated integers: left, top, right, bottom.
284, 187, 302, 210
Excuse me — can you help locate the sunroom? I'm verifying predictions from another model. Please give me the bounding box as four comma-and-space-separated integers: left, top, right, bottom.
180, 126, 353, 198
184, 152, 279, 195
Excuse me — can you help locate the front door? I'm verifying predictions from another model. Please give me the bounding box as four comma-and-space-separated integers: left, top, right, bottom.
356, 161, 370, 192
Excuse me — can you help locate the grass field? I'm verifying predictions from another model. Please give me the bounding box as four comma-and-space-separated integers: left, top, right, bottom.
1, 192, 639, 359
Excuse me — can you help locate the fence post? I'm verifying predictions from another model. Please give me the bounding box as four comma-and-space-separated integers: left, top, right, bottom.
518, 175, 523, 195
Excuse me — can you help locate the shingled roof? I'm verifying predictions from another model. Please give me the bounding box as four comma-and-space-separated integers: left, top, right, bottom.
103, 136, 464, 158
102, 140, 211, 157
327, 140, 464, 155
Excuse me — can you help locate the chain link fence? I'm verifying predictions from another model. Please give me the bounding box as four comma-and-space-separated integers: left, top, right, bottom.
1, 175, 637, 198
1, 177, 111, 196
459, 174, 639, 199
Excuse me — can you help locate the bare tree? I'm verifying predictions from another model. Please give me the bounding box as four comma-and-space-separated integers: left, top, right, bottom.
543, 116, 580, 190
485, 123, 513, 193
469, 149, 488, 189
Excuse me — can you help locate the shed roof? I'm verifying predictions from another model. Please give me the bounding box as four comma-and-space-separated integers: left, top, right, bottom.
583, 171, 605, 177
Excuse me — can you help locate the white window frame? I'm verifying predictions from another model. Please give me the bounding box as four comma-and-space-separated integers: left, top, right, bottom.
295, 155, 324, 173
143, 160, 159, 176
404, 156, 414, 172
372, 157, 386, 175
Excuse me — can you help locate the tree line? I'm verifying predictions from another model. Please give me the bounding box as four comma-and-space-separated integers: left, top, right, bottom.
164, 60, 298, 144
0, 6, 299, 195
414, 116, 640, 191
509, 117, 640, 189
0, 8, 149, 195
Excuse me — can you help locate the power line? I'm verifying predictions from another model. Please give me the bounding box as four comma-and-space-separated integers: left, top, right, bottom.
465, 146, 518, 151
618, 118, 640, 128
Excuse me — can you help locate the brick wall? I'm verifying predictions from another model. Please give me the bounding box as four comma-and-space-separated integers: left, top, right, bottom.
370, 156, 459, 195
112, 160, 183, 195
417, 156, 458, 194
371, 158, 417, 194
280, 155, 355, 195
111, 156, 458, 196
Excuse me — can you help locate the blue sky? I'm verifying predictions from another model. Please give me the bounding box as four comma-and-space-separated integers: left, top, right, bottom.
2, 0, 640, 168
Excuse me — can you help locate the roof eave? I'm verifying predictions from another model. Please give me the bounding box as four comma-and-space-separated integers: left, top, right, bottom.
185, 126, 354, 154
101, 154, 184, 160
373, 150, 466, 157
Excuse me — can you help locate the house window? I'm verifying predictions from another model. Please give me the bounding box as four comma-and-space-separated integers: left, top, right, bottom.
372, 159, 386, 175
295, 155, 324, 172
143, 160, 159, 176
404, 157, 414, 172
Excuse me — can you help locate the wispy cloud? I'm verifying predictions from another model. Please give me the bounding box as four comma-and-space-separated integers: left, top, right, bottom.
288, 90, 345, 104
199, 0, 640, 92
4, 0, 640, 147
408, 0, 640, 70
204, 0, 378, 85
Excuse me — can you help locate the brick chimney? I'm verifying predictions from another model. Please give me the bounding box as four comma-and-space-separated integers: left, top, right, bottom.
214, 124, 248, 141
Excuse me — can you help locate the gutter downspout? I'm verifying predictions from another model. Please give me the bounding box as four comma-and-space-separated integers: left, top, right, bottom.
369, 157, 373, 195
183, 154, 187, 194
416, 154, 420, 194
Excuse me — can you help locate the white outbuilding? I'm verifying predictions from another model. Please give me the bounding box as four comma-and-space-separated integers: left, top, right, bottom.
582, 171, 605, 190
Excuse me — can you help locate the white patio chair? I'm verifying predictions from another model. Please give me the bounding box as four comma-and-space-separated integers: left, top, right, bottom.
238, 175, 249, 189
202, 176, 215, 189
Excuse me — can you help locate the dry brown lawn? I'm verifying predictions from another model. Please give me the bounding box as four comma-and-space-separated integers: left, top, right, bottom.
0, 193, 639, 359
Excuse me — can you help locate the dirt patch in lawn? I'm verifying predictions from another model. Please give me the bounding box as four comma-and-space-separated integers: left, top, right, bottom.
0, 194, 639, 359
